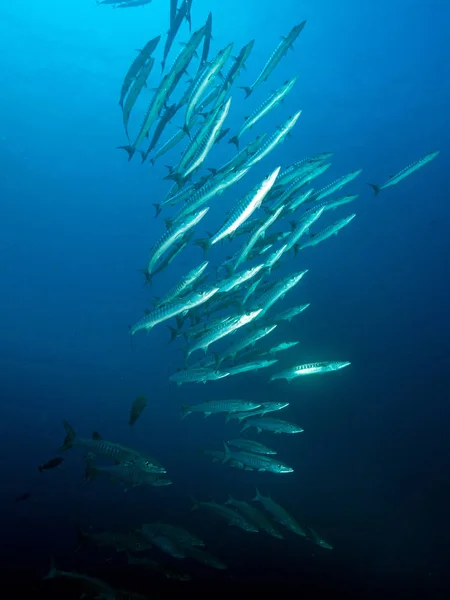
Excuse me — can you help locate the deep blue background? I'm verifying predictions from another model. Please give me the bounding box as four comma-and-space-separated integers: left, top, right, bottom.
1, 0, 449, 597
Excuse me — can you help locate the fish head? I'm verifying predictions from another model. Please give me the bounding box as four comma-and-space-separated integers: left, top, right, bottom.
277, 463, 294, 473
335, 361, 351, 370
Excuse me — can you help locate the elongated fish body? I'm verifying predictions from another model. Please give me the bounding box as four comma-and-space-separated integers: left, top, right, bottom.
226, 496, 284, 538
170, 368, 229, 386
244, 112, 302, 170
253, 488, 307, 536
207, 167, 280, 248
193, 500, 259, 532
123, 57, 154, 139
233, 205, 284, 272
230, 77, 298, 149
217, 264, 264, 294
200, 12, 213, 66
157, 261, 209, 307
170, 100, 229, 181
268, 341, 299, 355
302, 194, 359, 219
150, 116, 197, 167
241, 418, 304, 434
263, 245, 287, 273
187, 310, 262, 358
227, 439, 277, 455
226, 359, 278, 377
157, 184, 196, 217
228, 401, 290, 422
285, 207, 325, 253
59, 421, 164, 473
300, 213, 356, 250
270, 176, 311, 212
241, 21, 306, 97
307, 527, 333, 550
218, 324, 277, 365
119, 35, 160, 108
131, 287, 218, 336
86, 460, 168, 488
222, 444, 293, 473
181, 398, 261, 419
216, 40, 255, 106
218, 133, 267, 175
130, 303, 191, 336
313, 169, 362, 202
124, 71, 172, 158
183, 98, 233, 180
116, 0, 153, 6
170, 168, 250, 228
140, 102, 178, 163
145, 231, 193, 284
368, 150, 440, 195
286, 188, 315, 213
143, 523, 204, 548
147, 208, 209, 275
255, 270, 308, 318
270, 360, 350, 382
186, 43, 234, 128
141, 529, 185, 559
44, 564, 117, 596
165, 25, 207, 102
272, 304, 310, 323
161, 0, 191, 72
273, 153, 334, 191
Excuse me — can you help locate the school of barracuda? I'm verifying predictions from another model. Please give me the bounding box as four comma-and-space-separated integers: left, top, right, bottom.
48, 0, 439, 592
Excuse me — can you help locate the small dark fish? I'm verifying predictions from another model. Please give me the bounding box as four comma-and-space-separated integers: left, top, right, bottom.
15, 492, 31, 502
129, 395, 147, 426
38, 457, 63, 472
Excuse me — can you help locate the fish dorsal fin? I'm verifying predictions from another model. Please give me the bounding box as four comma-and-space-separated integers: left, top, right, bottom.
92, 432, 102, 440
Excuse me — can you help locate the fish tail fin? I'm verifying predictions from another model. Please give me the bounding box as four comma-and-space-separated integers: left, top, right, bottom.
221, 442, 231, 464
228, 136, 239, 149
164, 171, 183, 185
44, 557, 58, 580
117, 145, 135, 161
149, 157, 156, 166
180, 404, 191, 420
367, 183, 380, 196
240, 422, 250, 433
213, 352, 222, 369
83, 455, 98, 486
58, 420, 76, 452
152, 203, 161, 218
138, 150, 147, 164
194, 237, 211, 255
252, 487, 261, 503
167, 326, 178, 344
239, 86, 252, 99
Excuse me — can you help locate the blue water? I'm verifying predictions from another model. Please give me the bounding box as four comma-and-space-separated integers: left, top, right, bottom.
1, 0, 449, 597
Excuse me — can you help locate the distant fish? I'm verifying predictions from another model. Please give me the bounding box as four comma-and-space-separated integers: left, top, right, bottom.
15, 492, 31, 503
129, 395, 147, 426
38, 457, 63, 472
368, 150, 440, 195
240, 21, 306, 97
